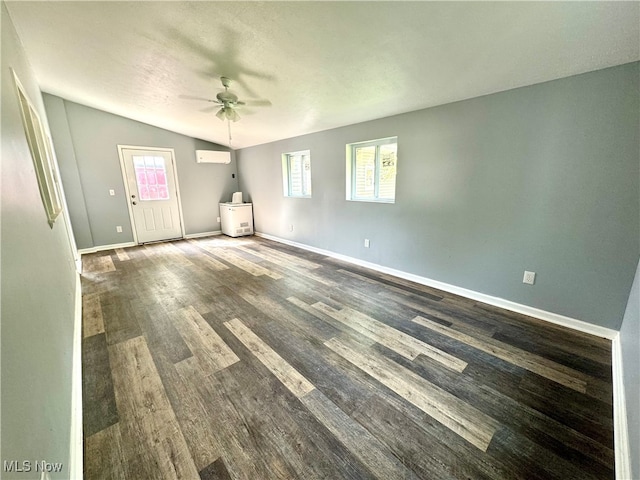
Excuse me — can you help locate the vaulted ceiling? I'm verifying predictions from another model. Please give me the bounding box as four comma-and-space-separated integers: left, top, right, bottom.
6, 1, 639, 149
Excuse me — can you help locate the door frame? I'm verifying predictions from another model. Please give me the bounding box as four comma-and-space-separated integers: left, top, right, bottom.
117, 145, 186, 244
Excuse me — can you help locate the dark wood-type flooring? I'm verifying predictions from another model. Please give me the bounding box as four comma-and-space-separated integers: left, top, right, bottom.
81, 236, 614, 479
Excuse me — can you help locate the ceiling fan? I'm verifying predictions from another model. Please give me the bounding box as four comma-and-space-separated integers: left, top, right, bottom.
211, 76, 244, 122
181, 76, 271, 146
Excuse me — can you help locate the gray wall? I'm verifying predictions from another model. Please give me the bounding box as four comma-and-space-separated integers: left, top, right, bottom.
1, 3, 78, 479
44, 95, 240, 249
620, 259, 640, 478
237, 62, 639, 330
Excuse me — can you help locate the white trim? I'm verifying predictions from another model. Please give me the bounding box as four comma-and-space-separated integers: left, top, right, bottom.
255, 231, 618, 340
184, 230, 222, 239
69, 274, 83, 479
612, 333, 632, 480
77, 233, 224, 254
116, 145, 186, 245
78, 241, 136, 255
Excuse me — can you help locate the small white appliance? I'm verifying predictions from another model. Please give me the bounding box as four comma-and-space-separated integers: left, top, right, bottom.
219, 202, 253, 237
231, 191, 243, 204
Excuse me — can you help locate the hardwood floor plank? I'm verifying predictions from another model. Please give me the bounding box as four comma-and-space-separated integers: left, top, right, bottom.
84, 254, 116, 273
210, 360, 378, 479
313, 301, 467, 372
224, 317, 315, 397
185, 360, 324, 479
115, 248, 130, 261
160, 355, 278, 478
84, 423, 127, 480
328, 261, 451, 299
198, 458, 232, 480
224, 317, 419, 479
100, 294, 142, 346
492, 331, 612, 381
183, 240, 231, 271
155, 354, 224, 471
384, 340, 615, 474
517, 374, 614, 447
246, 313, 378, 416
238, 243, 321, 270
197, 240, 283, 279
466, 301, 612, 364
487, 427, 606, 480
83, 293, 105, 338
325, 336, 500, 451
144, 242, 193, 267
238, 290, 340, 342
350, 394, 505, 480
287, 296, 376, 348
131, 303, 193, 365
379, 289, 499, 337
82, 333, 118, 437
300, 389, 420, 480
338, 268, 444, 302
412, 315, 588, 393
83, 236, 614, 480
108, 336, 200, 479
171, 306, 239, 375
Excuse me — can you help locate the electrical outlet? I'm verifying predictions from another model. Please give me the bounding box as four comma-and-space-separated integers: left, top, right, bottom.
523, 271, 536, 285
116, 226, 123, 233
364, 239, 370, 248
109, 189, 115, 196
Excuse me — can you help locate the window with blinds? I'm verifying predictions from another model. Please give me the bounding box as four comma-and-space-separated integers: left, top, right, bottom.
281, 150, 311, 198
347, 137, 397, 203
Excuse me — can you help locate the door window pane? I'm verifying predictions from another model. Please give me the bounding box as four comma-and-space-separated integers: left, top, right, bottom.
134, 155, 170, 201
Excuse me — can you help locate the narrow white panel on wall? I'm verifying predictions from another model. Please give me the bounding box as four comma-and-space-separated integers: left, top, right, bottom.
195, 150, 231, 164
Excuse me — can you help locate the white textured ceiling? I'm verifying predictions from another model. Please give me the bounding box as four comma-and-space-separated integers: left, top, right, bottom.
6, 1, 640, 149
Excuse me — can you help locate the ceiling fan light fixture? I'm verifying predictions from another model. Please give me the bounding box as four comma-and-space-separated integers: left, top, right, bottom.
227, 108, 240, 122
216, 107, 226, 121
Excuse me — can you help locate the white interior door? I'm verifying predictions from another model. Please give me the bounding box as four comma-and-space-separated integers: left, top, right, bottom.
121, 147, 183, 244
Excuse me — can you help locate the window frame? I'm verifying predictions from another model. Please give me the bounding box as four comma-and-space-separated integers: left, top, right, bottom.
346, 136, 398, 203
281, 149, 312, 198
12, 69, 64, 226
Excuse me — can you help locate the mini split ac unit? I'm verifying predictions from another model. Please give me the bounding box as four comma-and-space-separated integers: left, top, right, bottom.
195, 150, 231, 164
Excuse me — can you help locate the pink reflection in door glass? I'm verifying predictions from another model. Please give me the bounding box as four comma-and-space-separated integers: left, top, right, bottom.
134, 156, 170, 201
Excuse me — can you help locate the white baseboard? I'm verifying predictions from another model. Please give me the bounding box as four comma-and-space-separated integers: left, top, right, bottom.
78, 233, 223, 255
78, 241, 136, 255
69, 274, 83, 479
184, 230, 222, 239
612, 333, 632, 480
255, 232, 618, 340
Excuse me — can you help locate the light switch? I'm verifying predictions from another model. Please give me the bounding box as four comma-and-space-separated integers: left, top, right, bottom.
109, 189, 115, 196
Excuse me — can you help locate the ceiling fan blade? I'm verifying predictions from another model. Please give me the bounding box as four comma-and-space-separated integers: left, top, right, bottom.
244, 99, 272, 107
179, 94, 215, 102
200, 105, 218, 113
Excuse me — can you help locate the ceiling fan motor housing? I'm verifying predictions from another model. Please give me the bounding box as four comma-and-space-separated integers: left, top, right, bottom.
217, 90, 239, 105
